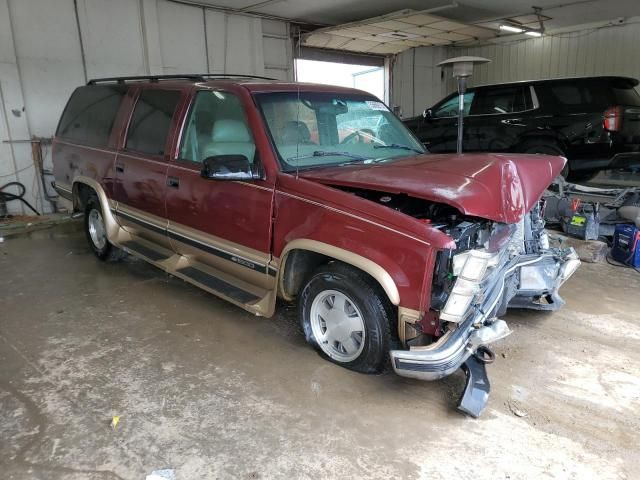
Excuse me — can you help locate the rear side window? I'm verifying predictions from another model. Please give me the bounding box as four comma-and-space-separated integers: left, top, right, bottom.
612, 87, 640, 106
56, 85, 126, 147
470, 86, 532, 115
547, 83, 595, 106
126, 90, 181, 155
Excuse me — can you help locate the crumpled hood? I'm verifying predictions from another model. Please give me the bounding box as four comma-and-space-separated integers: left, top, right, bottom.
300, 153, 566, 224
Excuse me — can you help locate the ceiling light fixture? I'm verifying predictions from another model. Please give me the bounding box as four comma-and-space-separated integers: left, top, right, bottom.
499, 24, 524, 33
525, 30, 542, 37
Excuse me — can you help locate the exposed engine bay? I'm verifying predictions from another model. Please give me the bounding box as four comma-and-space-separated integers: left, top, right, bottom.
335, 185, 581, 417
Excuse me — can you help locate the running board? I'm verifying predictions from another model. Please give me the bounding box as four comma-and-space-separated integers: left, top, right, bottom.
121, 240, 170, 262
176, 266, 260, 304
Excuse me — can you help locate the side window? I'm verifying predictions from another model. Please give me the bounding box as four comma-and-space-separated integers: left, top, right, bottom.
126, 89, 181, 155
56, 85, 126, 147
545, 82, 609, 111
179, 91, 255, 163
470, 86, 532, 115
433, 92, 475, 118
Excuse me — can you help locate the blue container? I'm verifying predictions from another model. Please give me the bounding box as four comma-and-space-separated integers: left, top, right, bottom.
611, 224, 640, 267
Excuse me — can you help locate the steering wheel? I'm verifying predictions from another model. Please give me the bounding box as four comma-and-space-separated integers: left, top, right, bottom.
340, 128, 376, 145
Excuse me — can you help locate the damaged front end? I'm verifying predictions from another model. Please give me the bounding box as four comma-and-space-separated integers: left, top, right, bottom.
390, 201, 580, 417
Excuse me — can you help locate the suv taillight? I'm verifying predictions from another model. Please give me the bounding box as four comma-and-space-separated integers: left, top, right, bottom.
603, 106, 623, 132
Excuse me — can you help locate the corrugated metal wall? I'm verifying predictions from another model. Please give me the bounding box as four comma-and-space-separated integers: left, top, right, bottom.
392, 20, 640, 119
0, 0, 292, 215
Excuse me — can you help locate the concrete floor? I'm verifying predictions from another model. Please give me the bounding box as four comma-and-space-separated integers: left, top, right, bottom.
1, 222, 639, 480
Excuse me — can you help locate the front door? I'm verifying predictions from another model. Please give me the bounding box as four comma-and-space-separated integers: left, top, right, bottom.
419, 92, 475, 153
165, 88, 275, 290
114, 86, 185, 250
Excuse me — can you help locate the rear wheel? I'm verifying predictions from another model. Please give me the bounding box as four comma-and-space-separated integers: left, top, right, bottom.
299, 262, 395, 373
84, 198, 126, 262
522, 141, 569, 178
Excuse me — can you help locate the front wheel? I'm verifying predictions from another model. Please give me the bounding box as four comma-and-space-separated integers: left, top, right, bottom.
299, 263, 395, 374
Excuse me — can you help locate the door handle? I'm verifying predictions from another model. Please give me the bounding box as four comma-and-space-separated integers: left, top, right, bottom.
501, 119, 524, 126
167, 176, 180, 188
115, 163, 125, 173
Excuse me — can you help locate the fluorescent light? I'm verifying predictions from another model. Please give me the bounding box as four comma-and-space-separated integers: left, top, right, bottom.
525, 30, 542, 37
499, 24, 524, 33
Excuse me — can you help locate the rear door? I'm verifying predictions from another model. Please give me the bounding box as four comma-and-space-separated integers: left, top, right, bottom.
466, 85, 535, 151
113, 86, 186, 251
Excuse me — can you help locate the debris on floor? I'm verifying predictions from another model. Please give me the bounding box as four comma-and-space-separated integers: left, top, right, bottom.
507, 399, 529, 418
110, 415, 120, 430
146, 469, 176, 480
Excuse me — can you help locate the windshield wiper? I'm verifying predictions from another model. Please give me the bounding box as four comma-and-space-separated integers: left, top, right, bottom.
373, 143, 423, 154
287, 150, 372, 162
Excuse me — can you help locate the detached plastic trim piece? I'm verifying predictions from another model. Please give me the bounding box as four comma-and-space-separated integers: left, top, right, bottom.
458, 355, 491, 418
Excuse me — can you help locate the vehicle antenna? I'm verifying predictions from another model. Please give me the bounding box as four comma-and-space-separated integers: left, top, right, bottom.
295, 26, 302, 179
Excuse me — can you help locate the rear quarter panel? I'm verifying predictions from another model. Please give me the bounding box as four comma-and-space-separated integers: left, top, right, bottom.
52, 140, 117, 199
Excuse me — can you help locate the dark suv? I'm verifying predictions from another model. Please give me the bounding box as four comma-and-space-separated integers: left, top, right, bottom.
404, 76, 640, 179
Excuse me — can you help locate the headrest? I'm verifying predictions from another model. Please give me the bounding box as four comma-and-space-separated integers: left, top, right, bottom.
212, 119, 251, 143
281, 121, 311, 144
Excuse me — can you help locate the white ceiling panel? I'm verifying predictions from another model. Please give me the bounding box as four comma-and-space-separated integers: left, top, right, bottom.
430, 31, 472, 41
405, 26, 441, 36
301, 9, 498, 55
198, 0, 639, 36
426, 20, 469, 31
456, 26, 497, 39
349, 25, 390, 34
398, 13, 443, 26
369, 19, 417, 30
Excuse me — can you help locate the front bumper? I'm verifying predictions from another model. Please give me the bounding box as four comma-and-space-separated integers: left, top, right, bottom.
389, 248, 579, 382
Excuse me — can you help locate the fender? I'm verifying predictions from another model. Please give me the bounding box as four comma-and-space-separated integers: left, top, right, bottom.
72, 176, 120, 242
276, 238, 400, 306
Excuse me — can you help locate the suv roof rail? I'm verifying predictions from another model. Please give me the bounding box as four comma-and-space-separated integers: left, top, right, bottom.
87, 73, 277, 85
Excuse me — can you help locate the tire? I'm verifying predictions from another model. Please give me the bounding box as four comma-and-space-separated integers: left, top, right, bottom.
299, 262, 395, 374
84, 197, 126, 262
522, 141, 569, 178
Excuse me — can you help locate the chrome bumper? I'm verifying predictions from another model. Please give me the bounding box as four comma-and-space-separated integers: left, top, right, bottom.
390, 248, 579, 381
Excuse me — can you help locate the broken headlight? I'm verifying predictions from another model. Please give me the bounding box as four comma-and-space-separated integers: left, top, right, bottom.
442, 250, 503, 322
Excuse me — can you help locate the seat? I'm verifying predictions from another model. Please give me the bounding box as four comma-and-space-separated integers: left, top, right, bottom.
281, 120, 313, 144
201, 119, 256, 162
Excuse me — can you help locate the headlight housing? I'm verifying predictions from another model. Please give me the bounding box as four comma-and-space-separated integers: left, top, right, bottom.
441, 249, 502, 323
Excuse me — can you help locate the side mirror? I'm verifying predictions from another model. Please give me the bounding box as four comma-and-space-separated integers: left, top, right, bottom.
422, 108, 433, 120
201, 155, 263, 181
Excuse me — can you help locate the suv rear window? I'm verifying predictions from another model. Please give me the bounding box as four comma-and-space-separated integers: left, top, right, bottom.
547, 83, 596, 106
56, 85, 126, 147
126, 90, 181, 156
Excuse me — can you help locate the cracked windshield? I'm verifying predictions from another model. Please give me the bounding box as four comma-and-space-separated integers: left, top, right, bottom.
256, 92, 425, 171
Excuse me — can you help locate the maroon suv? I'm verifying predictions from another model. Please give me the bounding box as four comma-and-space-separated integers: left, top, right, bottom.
53, 74, 580, 417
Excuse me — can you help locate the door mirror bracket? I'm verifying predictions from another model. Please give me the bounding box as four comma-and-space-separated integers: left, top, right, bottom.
201, 155, 264, 181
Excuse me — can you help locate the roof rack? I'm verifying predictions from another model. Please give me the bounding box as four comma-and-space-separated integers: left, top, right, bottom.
87, 73, 277, 85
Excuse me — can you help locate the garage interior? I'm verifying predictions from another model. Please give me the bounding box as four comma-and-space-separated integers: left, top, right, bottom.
1, 0, 639, 479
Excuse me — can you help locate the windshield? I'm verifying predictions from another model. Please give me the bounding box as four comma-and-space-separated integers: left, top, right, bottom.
255, 92, 425, 171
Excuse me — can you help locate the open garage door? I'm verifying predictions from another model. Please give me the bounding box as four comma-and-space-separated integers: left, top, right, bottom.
295, 47, 387, 101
